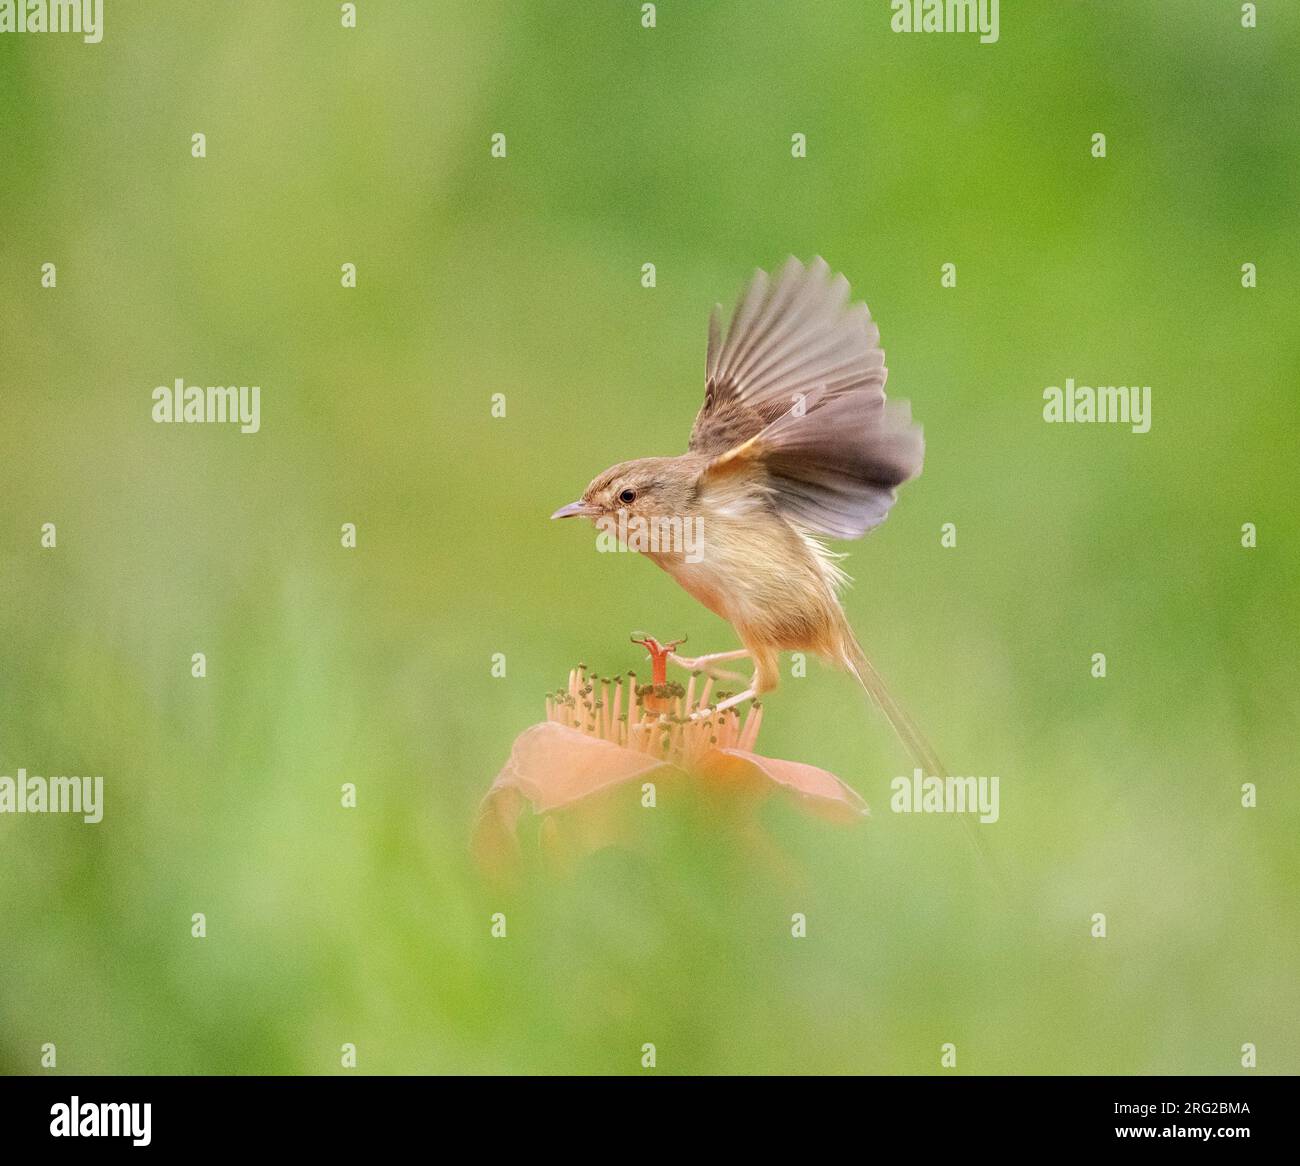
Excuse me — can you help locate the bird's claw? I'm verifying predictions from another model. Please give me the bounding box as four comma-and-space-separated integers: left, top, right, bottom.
669, 652, 746, 683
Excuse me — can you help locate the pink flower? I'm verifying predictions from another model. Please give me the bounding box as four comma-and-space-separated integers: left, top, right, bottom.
473, 636, 867, 884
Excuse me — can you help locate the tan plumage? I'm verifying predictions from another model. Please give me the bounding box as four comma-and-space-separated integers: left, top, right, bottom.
552, 256, 924, 730
553, 266, 1004, 882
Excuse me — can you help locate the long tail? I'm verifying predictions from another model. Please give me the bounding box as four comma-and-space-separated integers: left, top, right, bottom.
840, 631, 1003, 887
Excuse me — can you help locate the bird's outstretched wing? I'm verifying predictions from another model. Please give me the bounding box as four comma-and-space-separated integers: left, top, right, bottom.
690, 256, 923, 540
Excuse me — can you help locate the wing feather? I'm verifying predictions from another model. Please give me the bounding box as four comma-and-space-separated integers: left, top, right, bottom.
689, 257, 923, 540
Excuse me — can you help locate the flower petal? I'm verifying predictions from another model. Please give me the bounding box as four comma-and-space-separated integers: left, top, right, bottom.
472, 722, 679, 880
489, 722, 675, 812
470, 784, 526, 887
704, 749, 869, 823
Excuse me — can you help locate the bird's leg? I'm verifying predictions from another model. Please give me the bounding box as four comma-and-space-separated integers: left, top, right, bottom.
688, 646, 776, 722
669, 648, 751, 683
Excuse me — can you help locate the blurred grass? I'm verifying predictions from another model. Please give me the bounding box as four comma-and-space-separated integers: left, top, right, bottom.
0, 1, 1297, 1074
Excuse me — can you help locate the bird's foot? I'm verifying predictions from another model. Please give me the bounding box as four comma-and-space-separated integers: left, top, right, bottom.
669, 648, 751, 684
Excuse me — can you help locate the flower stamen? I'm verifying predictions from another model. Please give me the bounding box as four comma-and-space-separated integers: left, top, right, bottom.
546, 634, 763, 765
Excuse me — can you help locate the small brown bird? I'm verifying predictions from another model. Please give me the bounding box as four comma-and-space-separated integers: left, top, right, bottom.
552, 256, 944, 779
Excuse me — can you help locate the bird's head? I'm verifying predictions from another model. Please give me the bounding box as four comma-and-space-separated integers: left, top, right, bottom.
550, 456, 700, 524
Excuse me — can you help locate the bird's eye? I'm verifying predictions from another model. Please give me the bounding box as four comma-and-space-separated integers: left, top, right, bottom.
618, 488, 637, 504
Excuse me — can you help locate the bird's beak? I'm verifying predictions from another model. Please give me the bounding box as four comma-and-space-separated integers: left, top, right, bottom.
550, 500, 597, 520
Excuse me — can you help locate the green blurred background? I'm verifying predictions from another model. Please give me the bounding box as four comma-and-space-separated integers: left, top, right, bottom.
1, 1, 1296, 1074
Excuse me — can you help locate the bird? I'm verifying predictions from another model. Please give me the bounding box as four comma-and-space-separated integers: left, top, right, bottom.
551, 256, 946, 783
